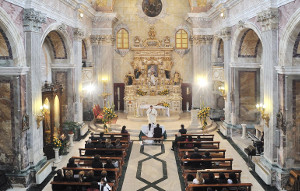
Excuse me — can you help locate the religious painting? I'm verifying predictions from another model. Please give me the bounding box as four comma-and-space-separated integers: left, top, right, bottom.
142, 0, 162, 17
147, 64, 158, 77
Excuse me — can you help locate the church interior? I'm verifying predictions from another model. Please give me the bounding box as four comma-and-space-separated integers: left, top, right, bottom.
1, 0, 300, 190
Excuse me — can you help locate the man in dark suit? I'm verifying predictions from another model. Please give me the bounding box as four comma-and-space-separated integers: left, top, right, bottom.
171, 132, 185, 151
190, 147, 202, 168
178, 124, 187, 135
85, 139, 94, 156
153, 124, 162, 143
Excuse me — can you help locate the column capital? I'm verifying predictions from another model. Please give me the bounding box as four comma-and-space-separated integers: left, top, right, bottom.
219, 27, 231, 40
192, 35, 213, 45
257, 8, 279, 31
23, 8, 46, 32
90, 35, 114, 45
73, 28, 84, 40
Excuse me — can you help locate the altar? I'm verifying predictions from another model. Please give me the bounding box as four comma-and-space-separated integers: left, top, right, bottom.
123, 27, 183, 120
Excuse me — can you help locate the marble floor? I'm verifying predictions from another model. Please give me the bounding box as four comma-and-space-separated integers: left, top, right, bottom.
32, 112, 264, 191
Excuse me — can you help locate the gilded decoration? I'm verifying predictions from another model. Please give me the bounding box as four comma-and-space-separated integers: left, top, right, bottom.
124, 27, 182, 114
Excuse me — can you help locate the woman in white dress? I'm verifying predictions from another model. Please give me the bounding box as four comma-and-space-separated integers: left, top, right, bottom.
145, 123, 154, 144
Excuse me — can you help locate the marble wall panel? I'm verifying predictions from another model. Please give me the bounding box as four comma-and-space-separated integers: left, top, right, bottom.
0, 28, 11, 58
238, 29, 260, 58
54, 71, 68, 122
293, 81, 300, 162
239, 71, 257, 122
47, 31, 67, 59
0, 81, 13, 167
218, 39, 224, 58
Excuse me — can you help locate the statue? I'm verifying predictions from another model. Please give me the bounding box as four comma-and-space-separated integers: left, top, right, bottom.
149, 73, 157, 86
134, 67, 142, 79
164, 61, 173, 79
125, 72, 135, 85
173, 71, 182, 85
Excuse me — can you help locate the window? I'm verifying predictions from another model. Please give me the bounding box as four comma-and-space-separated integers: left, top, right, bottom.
117, 29, 129, 49
176, 29, 188, 49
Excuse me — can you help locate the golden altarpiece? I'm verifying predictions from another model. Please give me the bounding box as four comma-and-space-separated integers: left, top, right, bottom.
124, 27, 183, 118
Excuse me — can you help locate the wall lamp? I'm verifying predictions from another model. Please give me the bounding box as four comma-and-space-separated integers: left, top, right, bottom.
256, 103, 269, 127
218, 86, 226, 100
36, 104, 49, 127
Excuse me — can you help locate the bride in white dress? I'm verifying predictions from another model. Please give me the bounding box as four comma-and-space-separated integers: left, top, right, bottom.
144, 123, 154, 144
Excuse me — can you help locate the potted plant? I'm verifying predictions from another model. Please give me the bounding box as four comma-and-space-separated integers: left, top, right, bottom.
53, 136, 62, 163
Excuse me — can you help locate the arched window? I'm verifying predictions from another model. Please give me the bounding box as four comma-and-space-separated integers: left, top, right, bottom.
176, 29, 188, 49
117, 29, 129, 49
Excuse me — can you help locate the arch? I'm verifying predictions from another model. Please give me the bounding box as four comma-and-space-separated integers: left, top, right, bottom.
82, 38, 93, 64
211, 37, 224, 63
238, 29, 260, 58
231, 22, 264, 63
46, 31, 67, 59
0, 7, 26, 67
41, 23, 73, 63
0, 27, 13, 59
82, 40, 87, 60
280, 7, 300, 66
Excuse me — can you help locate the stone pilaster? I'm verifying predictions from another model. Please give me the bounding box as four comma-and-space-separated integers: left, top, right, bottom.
257, 8, 281, 188
73, 28, 84, 122
192, 35, 213, 108
23, 8, 46, 166
219, 27, 232, 124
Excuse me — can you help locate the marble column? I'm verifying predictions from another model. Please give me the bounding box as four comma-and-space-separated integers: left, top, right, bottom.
73, 29, 84, 123
23, 8, 46, 165
91, 35, 114, 107
257, 8, 279, 165
192, 35, 213, 108
220, 28, 232, 124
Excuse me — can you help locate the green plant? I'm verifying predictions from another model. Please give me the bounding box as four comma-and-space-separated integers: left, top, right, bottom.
62, 121, 81, 134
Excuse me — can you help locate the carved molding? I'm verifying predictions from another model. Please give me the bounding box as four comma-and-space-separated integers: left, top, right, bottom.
192, 35, 213, 45
219, 27, 231, 40
136, 0, 167, 24
90, 35, 114, 45
92, 13, 118, 27
73, 28, 84, 40
23, 8, 46, 32
257, 8, 279, 31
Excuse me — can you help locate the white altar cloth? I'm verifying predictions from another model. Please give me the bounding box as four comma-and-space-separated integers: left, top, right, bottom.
138, 104, 170, 117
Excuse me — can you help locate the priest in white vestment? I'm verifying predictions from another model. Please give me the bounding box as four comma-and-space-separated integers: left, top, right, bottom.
146, 105, 157, 124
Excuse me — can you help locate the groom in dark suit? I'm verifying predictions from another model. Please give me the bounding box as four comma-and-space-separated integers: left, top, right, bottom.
153, 124, 162, 143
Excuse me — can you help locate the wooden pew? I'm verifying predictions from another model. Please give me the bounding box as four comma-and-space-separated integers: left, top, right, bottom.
178, 149, 226, 158
180, 158, 233, 170
182, 134, 214, 141
71, 156, 124, 166
85, 140, 129, 149
183, 169, 242, 187
141, 136, 164, 145
79, 148, 126, 160
93, 133, 130, 141
177, 141, 220, 149
51, 181, 115, 191
186, 183, 252, 191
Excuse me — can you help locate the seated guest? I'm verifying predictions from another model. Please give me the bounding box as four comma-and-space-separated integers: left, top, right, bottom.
105, 139, 113, 148
193, 171, 204, 184
190, 147, 202, 168
67, 158, 78, 168
227, 172, 239, 191
64, 170, 75, 182
52, 169, 65, 191
87, 181, 99, 191
121, 126, 128, 133
78, 171, 85, 182
205, 172, 218, 184
84, 170, 97, 182
100, 170, 108, 182
171, 132, 185, 151
104, 159, 116, 182
185, 136, 194, 148
186, 174, 194, 182
179, 124, 187, 135
196, 136, 201, 142
90, 132, 98, 141
99, 132, 106, 141
92, 155, 103, 176
115, 139, 122, 149
98, 178, 111, 191
110, 135, 116, 142
182, 151, 190, 166
153, 124, 162, 143
95, 139, 105, 149
202, 151, 212, 168
217, 172, 227, 191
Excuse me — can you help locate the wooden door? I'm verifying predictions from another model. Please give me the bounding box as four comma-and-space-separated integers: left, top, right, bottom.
181, 83, 192, 111
114, 83, 125, 111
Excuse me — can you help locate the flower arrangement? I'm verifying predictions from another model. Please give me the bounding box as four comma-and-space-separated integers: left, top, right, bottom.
53, 136, 62, 149
162, 102, 170, 108
158, 89, 169, 95
102, 103, 118, 124
137, 89, 147, 96
197, 107, 211, 129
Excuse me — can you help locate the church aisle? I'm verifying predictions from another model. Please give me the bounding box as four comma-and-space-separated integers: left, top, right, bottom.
121, 141, 181, 191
